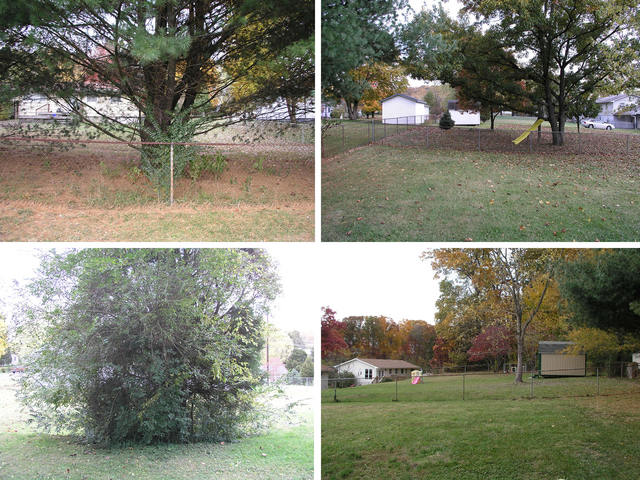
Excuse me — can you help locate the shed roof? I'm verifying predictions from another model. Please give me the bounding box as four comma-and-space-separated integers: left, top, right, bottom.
381, 93, 426, 105
538, 341, 576, 354
335, 357, 420, 369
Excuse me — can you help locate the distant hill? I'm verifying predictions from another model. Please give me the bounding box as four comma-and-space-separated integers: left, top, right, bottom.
404, 86, 429, 101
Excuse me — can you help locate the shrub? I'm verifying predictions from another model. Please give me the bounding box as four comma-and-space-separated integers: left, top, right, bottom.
439, 110, 455, 130
330, 371, 356, 388
188, 152, 228, 181
380, 376, 395, 383
17, 249, 280, 446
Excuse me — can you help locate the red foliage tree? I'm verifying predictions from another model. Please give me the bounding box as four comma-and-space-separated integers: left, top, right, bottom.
321, 306, 347, 360
430, 336, 453, 370
467, 325, 513, 371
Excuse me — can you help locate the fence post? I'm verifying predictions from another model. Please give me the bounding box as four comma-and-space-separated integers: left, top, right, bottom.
597, 367, 600, 396
169, 142, 174, 206
529, 132, 532, 153
627, 135, 630, 155
384, 122, 386, 139
577, 131, 581, 155
334, 380, 337, 402
368, 121, 371, 142
393, 378, 398, 402
477, 128, 481, 151
372, 118, 375, 142
530, 374, 534, 399
426, 126, 429, 147
342, 124, 345, 148
462, 374, 465, 400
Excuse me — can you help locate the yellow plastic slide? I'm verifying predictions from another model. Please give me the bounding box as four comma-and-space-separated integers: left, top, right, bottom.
512, 118, 545, 145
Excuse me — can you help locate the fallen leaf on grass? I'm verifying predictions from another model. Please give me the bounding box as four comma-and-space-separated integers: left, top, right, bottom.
464, 237, 473, 242
356, 217, 363, 221
346, 231, 351, 236
519, 225, 526, 231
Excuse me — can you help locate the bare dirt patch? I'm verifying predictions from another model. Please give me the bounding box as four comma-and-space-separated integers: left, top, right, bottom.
0, 143, 314, 241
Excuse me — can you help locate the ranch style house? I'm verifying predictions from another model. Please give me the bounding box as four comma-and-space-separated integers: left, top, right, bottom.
334, 358, 420, 386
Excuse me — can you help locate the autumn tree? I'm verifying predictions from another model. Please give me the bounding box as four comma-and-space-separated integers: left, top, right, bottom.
467, 325, 513, 371
321, 307, 347, 360
427, 248, 562, 383
351, 62, 408, 119
0, 315, 8, 359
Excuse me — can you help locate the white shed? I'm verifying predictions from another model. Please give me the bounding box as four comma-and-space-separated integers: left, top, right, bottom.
334, 358, 420, 386
381, 94, 429, 125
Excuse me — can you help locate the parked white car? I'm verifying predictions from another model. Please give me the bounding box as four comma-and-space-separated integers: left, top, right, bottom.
581, 119, 615, 130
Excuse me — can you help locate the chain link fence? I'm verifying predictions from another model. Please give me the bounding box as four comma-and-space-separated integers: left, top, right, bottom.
325, 363, 640, 403
322, 115, 640, 158
1, 122, 313, 204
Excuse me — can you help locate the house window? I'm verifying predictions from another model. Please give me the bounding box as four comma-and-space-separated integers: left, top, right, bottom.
364, 369, 372, 379
395, 368, 398, 374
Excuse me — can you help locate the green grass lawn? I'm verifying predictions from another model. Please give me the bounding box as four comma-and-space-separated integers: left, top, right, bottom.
0, 374, 313, 480
322, 145, 640, 241
322, 374, 640, 480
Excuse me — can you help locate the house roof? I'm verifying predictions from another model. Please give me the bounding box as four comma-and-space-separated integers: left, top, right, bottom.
334, 357, 420, 369
538, 341, 576, 354
381, 93, 426, 105
596, 94, 636, 104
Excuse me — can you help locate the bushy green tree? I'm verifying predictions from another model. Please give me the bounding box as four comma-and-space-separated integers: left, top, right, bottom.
559, 249, 640, 334
285, 348, 307, 372
17, 248, 280, 445
322, 0, 406, 119
299, 356, 313, 378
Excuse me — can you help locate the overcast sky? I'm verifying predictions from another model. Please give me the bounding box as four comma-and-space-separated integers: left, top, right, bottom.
0, 246, 441, 339
308, 245, 441, 324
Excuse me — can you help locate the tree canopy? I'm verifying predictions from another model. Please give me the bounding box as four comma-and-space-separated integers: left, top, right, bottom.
17, 248, 280, 445
322, 0, 406, 118
402, 0, 639, 144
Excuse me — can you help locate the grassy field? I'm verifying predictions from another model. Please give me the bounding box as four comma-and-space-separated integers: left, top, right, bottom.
322, 145, 640, 241
322, 374, 640, 480
0, 373, 313, 480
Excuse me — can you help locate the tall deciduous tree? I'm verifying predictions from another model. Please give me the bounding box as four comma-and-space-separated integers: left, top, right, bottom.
428, 248, 560, 382
403, 1, 639, 145
17, 248, 280, 445
321, 306, 347, 360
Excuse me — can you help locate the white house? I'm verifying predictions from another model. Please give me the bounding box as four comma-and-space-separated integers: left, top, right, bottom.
14, 93, 140, 121
381, 94, 429, 124
596, 94, 640, 128
632, 353, 640, 364
334, 358, 420, 386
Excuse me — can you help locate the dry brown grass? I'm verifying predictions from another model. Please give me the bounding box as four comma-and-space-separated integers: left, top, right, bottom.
0, 142, 314, 241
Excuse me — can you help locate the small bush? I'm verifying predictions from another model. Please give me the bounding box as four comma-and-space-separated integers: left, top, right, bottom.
330, 371, 356, 388
380, 376, 395, 383
188, 152, 228, 181
439, 110, 455, 130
